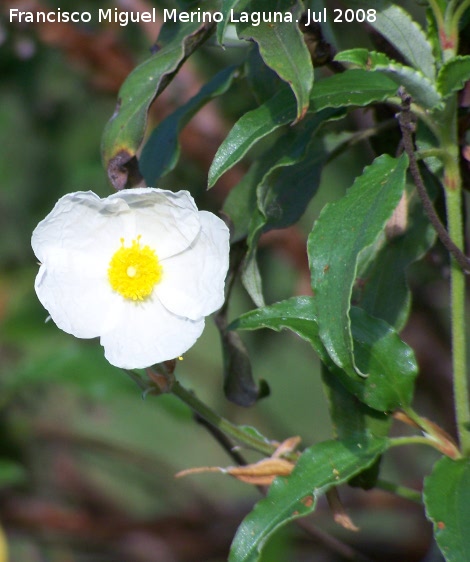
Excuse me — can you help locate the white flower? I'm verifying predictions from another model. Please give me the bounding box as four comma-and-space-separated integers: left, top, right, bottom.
32, 188, 230, 369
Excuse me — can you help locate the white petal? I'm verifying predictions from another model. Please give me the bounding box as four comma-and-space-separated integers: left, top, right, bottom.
156, 211, 230, 320
31, 189, 222, 363
32, 191, 132, 262
108, 188, 201, 259
31, 192, 130, 337
34, 248, 120, 338
100, 297, 205, 369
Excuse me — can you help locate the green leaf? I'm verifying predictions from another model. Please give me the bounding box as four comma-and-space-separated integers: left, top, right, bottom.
210, 69, 397, 188
218, 323, 266, 406
256, 119, 327, 232
229, 437, 388, 562
241, 248, 266, 308
240, 111, 332, 305
357, 194, 436, 331
335, 48, 390, 68
349, 307, 416, 408
222, 125, 308, 244
424, 456, 470, 562
309, 69, 398, 110
102, 20, 214, 189
308, 153, 408, 377
139, 65, 239, 185
437, 56, 470, 99
231, 297, 418, 411
223, 108, 340, 242
256, 140, 323, 227
335, 49, 442, 110
343, 0, 436, 79
375, 64, 441, 110
230, 296, 318, 335
246, 45, 286, 104
239, 425, 273, 445
425, 5, 442, 64
223, 165, 261, 243
236, 0, 313, 121
372, 3, 435, 79
322, 366, 391, 443
214, 244, 269, 406
208, 87, 297, 188
322, 367, 389, 490
217, 0, 242, 44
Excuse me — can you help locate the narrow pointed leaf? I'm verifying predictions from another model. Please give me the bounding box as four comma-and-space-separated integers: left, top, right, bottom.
322, 367, 390, 490
246, 46, 286, 104
322, 366, 391, 443
372, 2, 435, 79
256, 117, 327, 233
335, 49, 442, 109
102, 20, 214, 188
238, 111, 333, 305
343, 0, 435, 79
358, 196, 435, 331
236, 0, 313, 121
222, 108, 339, 242
215, 253, 268, 406
223, 165, 262, 243
309, 69, 397, 111
241, 252, 265, 308
334, 48, 390, 68
437, 56, 470, 99
424, 457, 470, 562
308, 153, 408, 377
217, 0, 242, 44
218, 326, 264, 406
231, 297, 418, 411
140, 65, 239, 185
229, 438, 388, 562
208, 87, 297, 188
209, 70, 397, 188
373, 65, 441, 110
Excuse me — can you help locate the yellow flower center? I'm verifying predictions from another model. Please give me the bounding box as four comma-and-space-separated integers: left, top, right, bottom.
108, 236, 162, 301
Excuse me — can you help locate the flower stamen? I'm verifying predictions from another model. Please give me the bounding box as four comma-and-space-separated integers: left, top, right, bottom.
108, 235, 162, 301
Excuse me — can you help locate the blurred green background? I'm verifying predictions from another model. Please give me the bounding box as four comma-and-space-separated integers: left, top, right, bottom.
0, 1, 451, 560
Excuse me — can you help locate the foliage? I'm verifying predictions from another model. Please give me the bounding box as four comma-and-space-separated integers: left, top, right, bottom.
4, 0, 470, 560
98, 1, 470, 559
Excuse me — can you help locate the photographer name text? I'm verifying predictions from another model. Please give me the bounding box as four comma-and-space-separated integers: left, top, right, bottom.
9, 7, 377, 26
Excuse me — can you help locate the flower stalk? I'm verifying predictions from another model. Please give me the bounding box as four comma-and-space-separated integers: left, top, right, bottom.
400, 75, 470, 455
451, 0, 470, 43
444, 174, 470, 455
375, 479, 422, 504
435, 46, 470, 452
428, 0, 445, 34
169, 379, 283, 459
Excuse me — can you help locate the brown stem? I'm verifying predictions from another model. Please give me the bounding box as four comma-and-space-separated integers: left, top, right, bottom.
397, 91, 470, 272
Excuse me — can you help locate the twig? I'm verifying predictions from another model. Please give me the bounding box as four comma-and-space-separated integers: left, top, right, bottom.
195, 411, 374, 561
375, 479, 422, 504
326, 118, 397, 165
397, 91, 470, 272
194, 414, 248, 468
